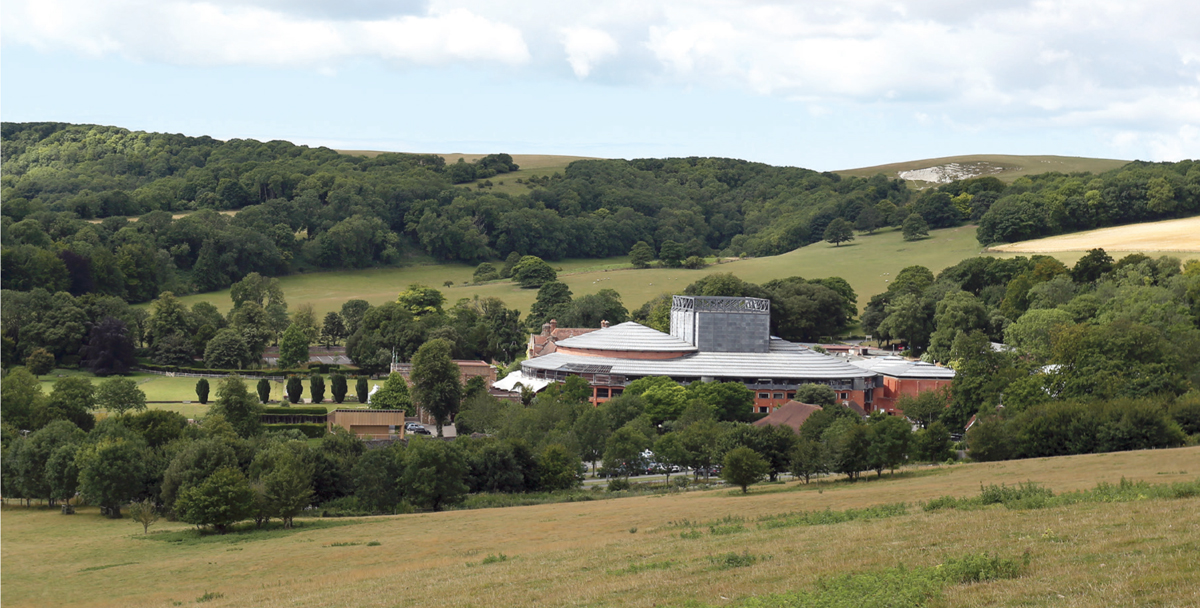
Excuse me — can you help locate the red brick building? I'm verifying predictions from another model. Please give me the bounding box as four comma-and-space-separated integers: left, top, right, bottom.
850, 356, 955, 415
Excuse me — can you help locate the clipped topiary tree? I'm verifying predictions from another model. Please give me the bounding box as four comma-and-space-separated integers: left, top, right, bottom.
285, 376, 303, 404
256, 378, 271, 404
330, 373, 347, 404
309, 374, 325, 404
354, 376, 368, 404
195, 378, 210, 404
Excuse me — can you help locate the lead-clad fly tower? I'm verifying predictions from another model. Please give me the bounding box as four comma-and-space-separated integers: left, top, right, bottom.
669, 295, 770, 353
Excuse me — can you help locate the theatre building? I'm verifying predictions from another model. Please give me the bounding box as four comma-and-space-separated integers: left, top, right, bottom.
503, 296, 880, 413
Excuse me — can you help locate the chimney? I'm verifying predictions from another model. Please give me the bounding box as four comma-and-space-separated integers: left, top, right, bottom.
601, 320, 609, 328
549, 319, 557, 333
541, 322, 552, 337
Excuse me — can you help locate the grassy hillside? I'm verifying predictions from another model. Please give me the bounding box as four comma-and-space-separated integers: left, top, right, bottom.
3, 447, 1197, 608
988, 216, 1200, 254
836, 154, 1130, 185
165, 225, 1075, 318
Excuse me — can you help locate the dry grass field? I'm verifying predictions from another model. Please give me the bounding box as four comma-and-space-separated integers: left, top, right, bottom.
836, 155, 1130, 185
3, 447, 1198, 608
988, 216, 1200, 254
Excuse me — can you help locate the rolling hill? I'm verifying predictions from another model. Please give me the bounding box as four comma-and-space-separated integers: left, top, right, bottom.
835, 154, 1130, 186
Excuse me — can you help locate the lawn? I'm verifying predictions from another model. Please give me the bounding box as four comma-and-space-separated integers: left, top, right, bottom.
164, 224, 1112, 318
2, 446, 1197, 607
35, 370, 377, 418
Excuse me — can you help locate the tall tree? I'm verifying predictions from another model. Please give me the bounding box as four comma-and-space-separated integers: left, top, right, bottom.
309, 374, 326, 405
320, 312, 347, 348
409, 339, 461, 436
95, 377, 147, 417
75, 438, 147, 518
208, 376, 263, 437
402, 438, 468, 512
195, 378, 210, 405
80, 316, 135, 376
277, 324, 311, 369
823, 218, 855, 247
330, 373, 348, 404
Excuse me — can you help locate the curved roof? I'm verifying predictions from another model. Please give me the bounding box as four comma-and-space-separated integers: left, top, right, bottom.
554, 321, 698, 353
850, 356, 956, 379
524, 337, 875, 379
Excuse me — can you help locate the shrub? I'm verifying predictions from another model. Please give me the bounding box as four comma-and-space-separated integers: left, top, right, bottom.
607, 478, 631, 492
262, 424, 327, 438
708, 551, 760, 569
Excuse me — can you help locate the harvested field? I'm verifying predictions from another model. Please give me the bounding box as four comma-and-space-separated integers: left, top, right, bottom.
989, 216, 1200, 253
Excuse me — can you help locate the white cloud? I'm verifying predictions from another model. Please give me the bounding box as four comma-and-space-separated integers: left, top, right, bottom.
560, 27, 619, 78
4, 0, 1199, 159
1, 0, 528, 67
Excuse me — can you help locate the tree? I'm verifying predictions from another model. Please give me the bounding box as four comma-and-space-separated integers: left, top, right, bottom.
278, 324, 311, 369
330, 374, 348, 404
528, 282, 573, 329
789, 438, 826, 483
902, 213, 929, 241
208, 376, 263, 437
80, 316, 135, 376
341, 300, 370, 336
659, 240, 685, 267
356, 377, 369, 404
309, 374, 326, 404
160, 438, 239, 510
95, 377, 147, 417
629, 241, 654, 269
912, 421, 954, 462
472, 263, 500, 283
9, 420, 86, 504
75, 438, 147, 518
512, 256, 557, 289
867, 414, 910, 476
204, 328, 252, 369
256, 378, 272, 404
822, 418, 869, 481
409, 339, 461, 436
574, 407, 609, 474
125, 409, 189, 448
823, 218, 855, 247
855, 207, 882, 234
537, 443, 582, 491
603, 424, 651, 478
195, 378, 210, 404
679, 419, 724, 479
1, 368, 46, 431
896, 389, 948, 429
402, 438, 469, 511
721, 447, 769, 493
320, 312, 347, 347
42, 377, 97, 431
26, 348, 55, 376
370, 372, 412, 412
286, 376, 303, 404
128, 500, 160, 534
794, 383, 837, 407
254, 444, 315, 528
653, 432, 689, 484
175, 467, 255, 533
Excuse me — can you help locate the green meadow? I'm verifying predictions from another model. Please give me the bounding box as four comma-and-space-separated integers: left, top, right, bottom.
166, 224, 1120, 318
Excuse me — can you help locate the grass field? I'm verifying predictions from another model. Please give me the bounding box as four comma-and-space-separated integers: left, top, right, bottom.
988, 216, 1200, 254
835, 154, 1130, 185
164, 225, 1108, 319
34, 369, 373, 416
3, 446, 1197, 608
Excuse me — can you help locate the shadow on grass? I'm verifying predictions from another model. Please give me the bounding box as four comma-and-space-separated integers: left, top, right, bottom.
134, 518, 358, 545
744, 466, 952, 497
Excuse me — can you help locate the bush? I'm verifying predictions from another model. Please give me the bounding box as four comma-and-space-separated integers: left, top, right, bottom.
261, 406, 328, 416
263, 423, 327, 438
607, 478, 631, 492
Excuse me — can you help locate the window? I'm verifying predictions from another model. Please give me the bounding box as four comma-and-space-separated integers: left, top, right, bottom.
772, 393, 784, 399
611, 388, 623, 396
596, 388, 609, 398
759, 406, 769, 413
787, 392, 795, 400
839, 392, 847, 400
758, 393, 769, 399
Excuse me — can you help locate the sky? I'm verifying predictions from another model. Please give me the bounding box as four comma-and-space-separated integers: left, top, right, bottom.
2, 0, 1199, 170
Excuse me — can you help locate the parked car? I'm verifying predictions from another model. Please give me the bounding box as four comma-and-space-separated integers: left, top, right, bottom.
406, 423, 432, 435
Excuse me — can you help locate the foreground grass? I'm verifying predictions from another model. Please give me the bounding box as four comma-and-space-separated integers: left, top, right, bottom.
3, 447, 1198, 607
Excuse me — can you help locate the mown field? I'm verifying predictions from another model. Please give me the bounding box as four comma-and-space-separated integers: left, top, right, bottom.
168, 225, 1026, 318
2, 446, 1197, 608
835, 154, 1130, 185
988, 216, 1200, 254
34, 369, 372, 415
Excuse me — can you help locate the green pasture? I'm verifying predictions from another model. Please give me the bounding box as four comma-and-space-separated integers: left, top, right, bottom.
835, 154, 1130, 184
167, 224, 1107, 317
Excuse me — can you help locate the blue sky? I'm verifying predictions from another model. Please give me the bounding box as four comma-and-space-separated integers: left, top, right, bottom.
3, 0, 1198, 170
